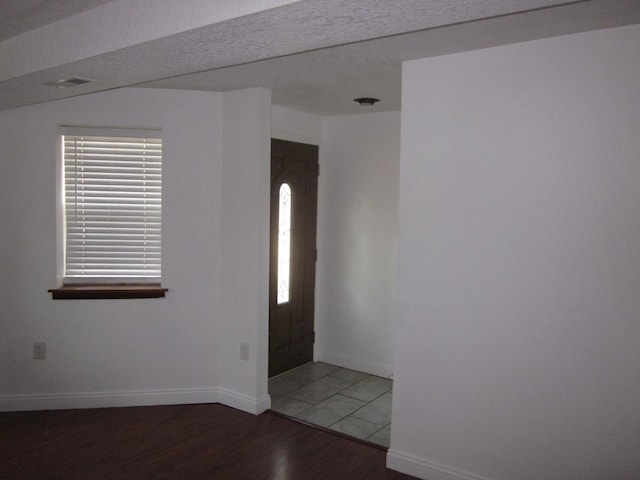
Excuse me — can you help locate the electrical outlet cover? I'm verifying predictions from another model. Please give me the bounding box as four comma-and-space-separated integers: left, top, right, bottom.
33, 342, 47, 360
240, 343, 249, 361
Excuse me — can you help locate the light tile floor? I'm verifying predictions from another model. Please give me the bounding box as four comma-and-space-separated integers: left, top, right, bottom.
269, 362, 392, 447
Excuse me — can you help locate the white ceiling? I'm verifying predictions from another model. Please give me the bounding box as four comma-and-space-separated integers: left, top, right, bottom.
1, 0, 639, 115
0, 0, 115, 41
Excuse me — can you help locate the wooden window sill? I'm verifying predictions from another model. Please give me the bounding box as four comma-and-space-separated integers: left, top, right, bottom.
49, 285, 168, 300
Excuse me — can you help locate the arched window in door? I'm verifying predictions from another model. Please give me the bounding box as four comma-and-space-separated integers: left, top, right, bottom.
277, 183, 292, 304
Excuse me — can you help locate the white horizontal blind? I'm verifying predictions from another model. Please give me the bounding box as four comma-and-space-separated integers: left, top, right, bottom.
62, 131, 162, 284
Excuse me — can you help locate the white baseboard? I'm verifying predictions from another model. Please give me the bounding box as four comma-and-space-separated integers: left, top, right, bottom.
315, 349, 393, 378
0, 388, 271, 416
387, 449, 493, 480
217, 388, 271, 415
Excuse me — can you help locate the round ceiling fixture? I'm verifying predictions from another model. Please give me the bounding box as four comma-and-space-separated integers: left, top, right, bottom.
354, 97, 380, 106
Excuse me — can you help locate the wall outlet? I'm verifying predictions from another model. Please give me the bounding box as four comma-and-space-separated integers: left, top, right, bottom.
33, 342, 47, 360
240, 342, 249, 361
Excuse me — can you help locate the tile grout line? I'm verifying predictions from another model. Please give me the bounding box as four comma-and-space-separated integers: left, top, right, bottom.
329, 389, 391, 441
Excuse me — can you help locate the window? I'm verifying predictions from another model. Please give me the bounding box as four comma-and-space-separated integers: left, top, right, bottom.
49, 127, 167, 299
277, 183, 292, 304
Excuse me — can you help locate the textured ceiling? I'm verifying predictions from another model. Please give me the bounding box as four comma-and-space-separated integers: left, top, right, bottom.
1, 0, 639, 115
141, 0, 640, 115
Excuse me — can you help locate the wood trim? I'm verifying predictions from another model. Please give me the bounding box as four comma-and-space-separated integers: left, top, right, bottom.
48, 285, 168, 300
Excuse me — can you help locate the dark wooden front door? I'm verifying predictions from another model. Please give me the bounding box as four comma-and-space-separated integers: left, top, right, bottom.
269, 139, 319, 377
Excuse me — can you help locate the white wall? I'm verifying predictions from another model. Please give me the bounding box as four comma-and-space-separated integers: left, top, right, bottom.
0, 87, 271, 413
272, 105, 324, 146
390, 25, 640, 480
0, 91, 397, 412
316, 111, 400, 377
219, 88, 272, 412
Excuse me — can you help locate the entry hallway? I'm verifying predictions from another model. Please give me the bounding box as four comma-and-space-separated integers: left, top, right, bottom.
0, 403, 415, 479
269, 362, 393, 447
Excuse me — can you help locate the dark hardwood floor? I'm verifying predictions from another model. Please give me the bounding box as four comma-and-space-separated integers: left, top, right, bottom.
0, 403, 416, 479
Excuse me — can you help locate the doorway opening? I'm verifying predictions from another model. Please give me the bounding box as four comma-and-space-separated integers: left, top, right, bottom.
267, 123, 397, 448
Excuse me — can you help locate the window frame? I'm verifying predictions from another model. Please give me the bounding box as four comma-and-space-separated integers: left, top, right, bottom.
49, 125, 167, 300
